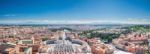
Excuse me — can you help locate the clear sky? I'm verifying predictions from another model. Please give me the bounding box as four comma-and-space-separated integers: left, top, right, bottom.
0, 0, 150, 24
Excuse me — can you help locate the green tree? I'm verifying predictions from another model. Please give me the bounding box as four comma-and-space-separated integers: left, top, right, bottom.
42, 37, 49, 41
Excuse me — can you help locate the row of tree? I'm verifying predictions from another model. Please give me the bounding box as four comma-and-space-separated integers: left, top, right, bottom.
79, 29, 121, 43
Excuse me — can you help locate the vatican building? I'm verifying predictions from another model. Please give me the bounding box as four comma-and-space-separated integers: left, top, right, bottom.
39, 30, 92, 54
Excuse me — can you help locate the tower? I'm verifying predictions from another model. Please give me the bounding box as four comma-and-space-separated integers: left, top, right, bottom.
31, 36, 35, 44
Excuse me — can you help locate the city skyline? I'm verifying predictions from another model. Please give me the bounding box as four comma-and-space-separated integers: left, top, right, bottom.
0, 0, 150, 24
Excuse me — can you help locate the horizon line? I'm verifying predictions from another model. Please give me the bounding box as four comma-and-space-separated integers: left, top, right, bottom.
0, 20, 149, 24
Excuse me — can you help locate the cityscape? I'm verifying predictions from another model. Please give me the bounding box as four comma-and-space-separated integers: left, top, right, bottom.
0, 24, 149, 54
0, 0, 150, 54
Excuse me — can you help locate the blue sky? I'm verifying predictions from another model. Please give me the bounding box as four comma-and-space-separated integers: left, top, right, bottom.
0, 0, 150, 24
